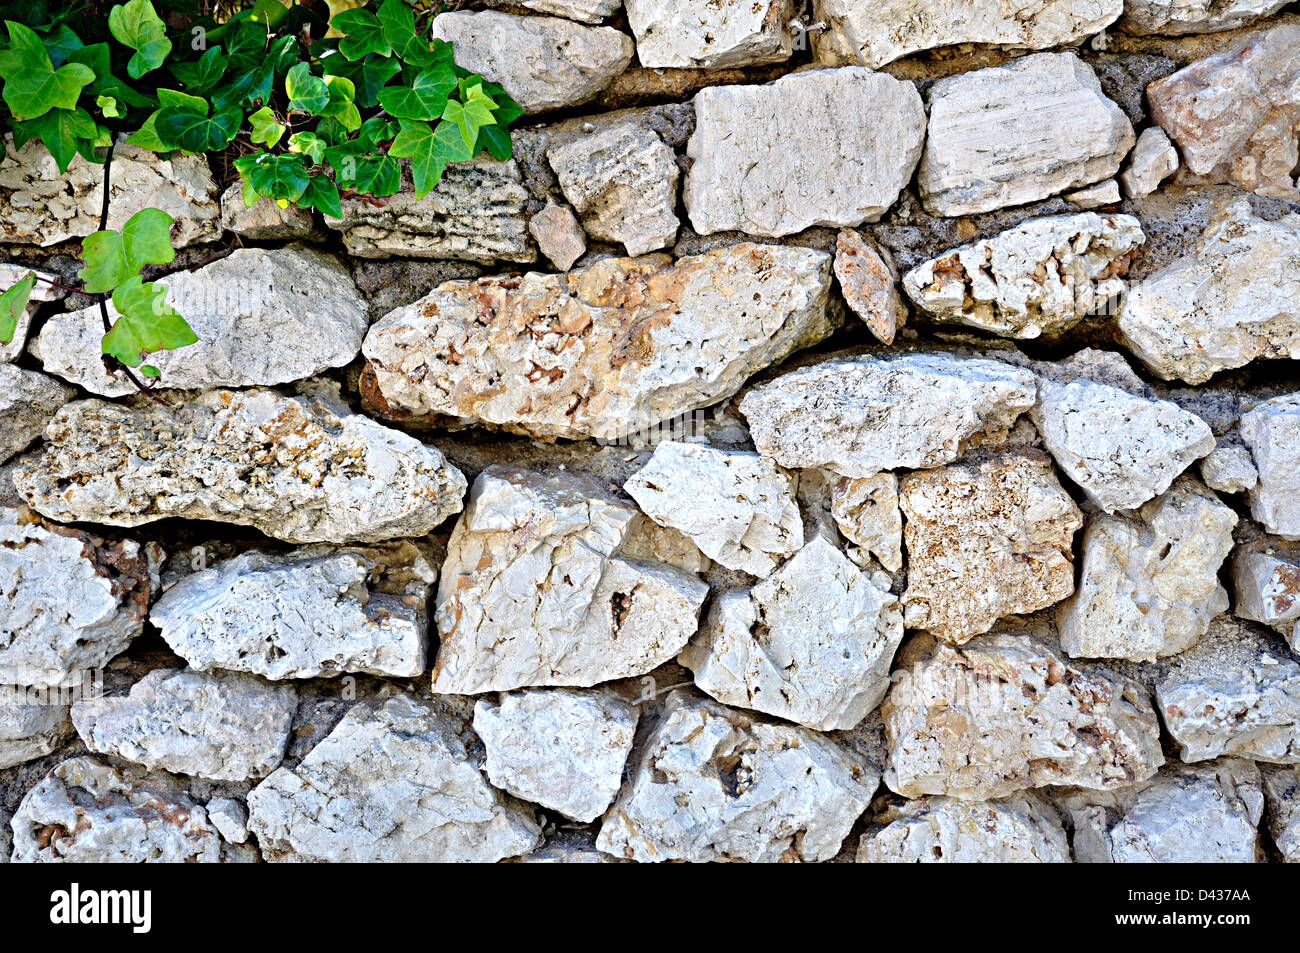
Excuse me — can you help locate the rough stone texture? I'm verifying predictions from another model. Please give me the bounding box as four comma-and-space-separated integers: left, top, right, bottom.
1119, 203, 1300, 384
623, 441, 801, 577
0, 365, 72, 464
548, 120, 679, 255
856, 794, 1071, 863
830, 473, 903, 572
899, 449, 1083, 644
248, 695, 541, 862
0, 809, 9, 862
813, 0, 1122, 68
1156, 618, 1300, 764
0, 506, 156, 689
1241, 393, 1300, 539
834, 229, 908, 345
34, 247, 368, 397
522, 0, 620, 23
1120, 0, 1288, 34
625, 0, 794, 69
0, 137, 220, 248
919, 53, 1135, 217
529, 200, 586, 270
883, 634, 1165, 800
473, 687, 638, 822
1066, 179, 1121, 208
680, 536, 903, 731
325, 157, 534, 262
10, 757, 247, 862
207, 798, 249, 845
684, 68, 925, 237
1148, 24, 1300, 199
219, 183, 316, 240
362, 243, 837, 441
1121, 127, 1179, 197
903, 213, 1142, 339
1234, 540, 1300, 648
13, 389, 467, 544
1201, 445, 1259, 493
1262, 764, 1300, 862
430, 11, 633, 114
0, 688, 72, 769
432, 467, 708, 694
596, 691, 875, 862
739, 353, 1037, 478
1030, 376, 1214, 511
0, 263, 60, 364
151, 543, 437, 680
1057, 480, 1237, 661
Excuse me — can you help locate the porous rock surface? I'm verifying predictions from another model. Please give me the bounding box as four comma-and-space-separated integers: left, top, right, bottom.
856, 793, 1071, 863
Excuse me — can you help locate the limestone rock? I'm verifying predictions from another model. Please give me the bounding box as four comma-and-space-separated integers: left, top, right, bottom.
834, 229, 907, 345
362, 243, 837, 441
902, 213, 1144, 339
856, 794, 1071, 863
1118, 203, 1300, 383
1119, 0, 1288, 34
623, 441, 801, 577
1261, 765, 1300, 862
33, 247, 367, 397
207, 798, 249, 845
830, 473, 903, 572
151, 543, 437, 680
219, 182, 315, 240
739, 353, 1037, 478
685, 67, 925, 237
325, 156, 533, 261
680, 536, 904, 731
900, 449, 1083, 644
883, 634, 1165, 800
919, 53, 1135, 217
0, 263, 60, 363
1241, 393, 1300, 539
548, 120, 679, 255
432, 467, 708, 694
625, 0, 794, 69
10, 757, 246, 862
1057, 480, 1237, 661
529, 200, 586, 270
1120, 126, 1179, 197
0, 506, 156, 689
1201, 445, 1259, 493
596, 691, 875, 862
0, 137, 220, 248
0, 688, 72, 769
1030, 376, 1214, 511
522, 0, 621, 23
248, 695, 541, 862
1148, 23, 1300, 198
13, 389, 467, 544
812, 0, 1122, 69
430, 11, 633, 114
1065, 179, 1121, 209
0, 365, 72, 464
473, 687, 638, 822
1234, 540, 1300, 648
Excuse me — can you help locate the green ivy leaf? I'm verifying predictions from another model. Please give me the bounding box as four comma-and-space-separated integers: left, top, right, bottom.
288, 130, 326, 163
78, 207, 176, 294
483, 81, 524, 127
333, 8, 390, 61
0, 21, 96, 120
96, 94, 121, 117
319, 74, 360, 131
168, 44, 227, 94
377, 63, 455, 121
474, 123, 513, 162
235, 151, 310, 204
298, 174, 342, 219
332, 152, 400, 197
248, 105, 285, 147
285, 61, 328, 114
389, 119, 472, 198
70, 43, 156, 109
44, 23, 83, 68
103, 276, 196, 367
0, 271, 36, 345
107, 0, 172, 79
12, 106, 97, 171
442, 83, 497, 152
139, 363, 160, 378
327, 51, 400, 109
155, 102, 241, 152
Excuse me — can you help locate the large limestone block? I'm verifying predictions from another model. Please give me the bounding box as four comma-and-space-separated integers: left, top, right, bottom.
1119, 0, 1289, 34
1234, 540, 1300, 649
856, 794, 1071, 863
1241, 393, 1300, 539
625, 0, 795, 68
0, 365, 72, 464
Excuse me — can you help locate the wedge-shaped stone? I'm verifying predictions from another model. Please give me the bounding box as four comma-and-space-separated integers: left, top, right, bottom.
362, 243, 837, 441
1234, 540, 1300, 649
834, 229, 907, 345
626, 0, 794, 68
432, 467, 708, 694
1201, 445, 1258, 493
0, 688, 71, 769
597, 691, 876, 862
0, 365, 72, 464
856, 794, 1071, 863
1121, 127, 1179, 197
1242, 393, 1300, 539
13, 389, 467, 544
830, 473, 903, 572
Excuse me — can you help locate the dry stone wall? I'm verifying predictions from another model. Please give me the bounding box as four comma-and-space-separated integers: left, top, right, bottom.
3, 0, 1300, 864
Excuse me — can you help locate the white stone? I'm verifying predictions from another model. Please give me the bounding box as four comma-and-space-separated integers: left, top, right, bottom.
1242, 393, 1300, 539
680, 536, 903, 731
0, 365, 72, 464
1120, 0, 1288, 34
1201, 445, 1259, 493
834, 229, 908, 345
919, 53, 1135, 217
206, 798, 249, 845
432, 467, 708, 695
1065, 179, 1121, 209
13, 389, 467, 544
1057, 480, 1237, 661
902, 213, 1144, 339
625, 0, 794, 69
219, 182, 315, 240
430, 11, 633, 114
0, 263, 60, 363
623, 441, 801, 577
33, 247, 368, 397
1261, 765, 1300, 862
473, 687, 638, 822
830, 472, 903, 572
597, 691, 876, 862
1030, 376, 1214, 511
71, 669, 297, 781
0, 687, 71, 769
248, 695, 541, 862
1120, 126, 1179, 197
362, 243, 837, 441
529, 200, 586, 270
739, 352, 1038, 478
856, 794, 1071, 863
1234, 541, 1300, 648
685, 67, 925, 237
522, 0, 621, 24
